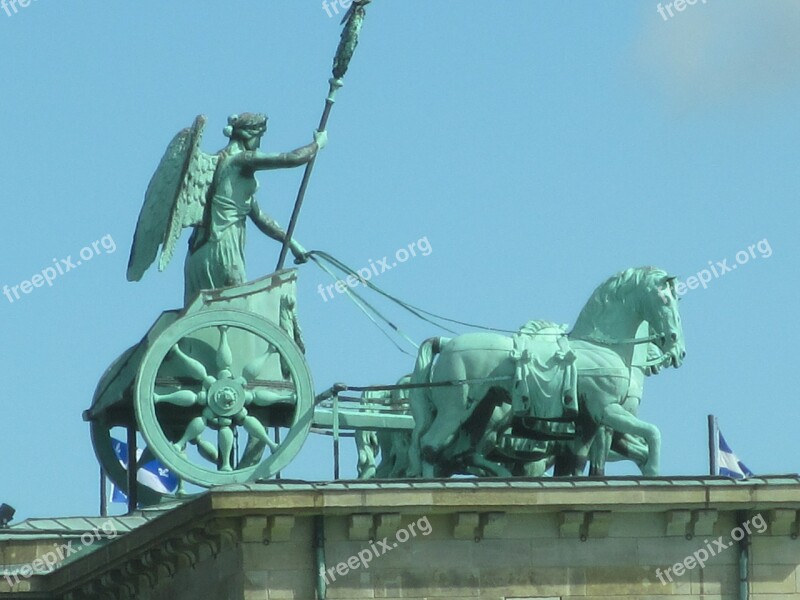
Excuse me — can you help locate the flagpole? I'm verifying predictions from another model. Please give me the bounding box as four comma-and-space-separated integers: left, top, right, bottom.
708, 414, 719, 476
100, 469, 108, 517
276, 0, 372, 271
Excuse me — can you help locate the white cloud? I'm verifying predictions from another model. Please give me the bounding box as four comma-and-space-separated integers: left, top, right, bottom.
635, 1, 800, 108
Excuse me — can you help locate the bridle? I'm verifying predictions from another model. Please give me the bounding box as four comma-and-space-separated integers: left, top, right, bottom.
571, 331, 671, 369
570, 280, 680, 369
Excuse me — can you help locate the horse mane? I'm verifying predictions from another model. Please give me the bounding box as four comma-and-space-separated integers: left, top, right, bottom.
572, 266, 668, 335
517, 320, 566, 336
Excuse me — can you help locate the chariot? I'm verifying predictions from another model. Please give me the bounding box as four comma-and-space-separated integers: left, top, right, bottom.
83, 269, 415, 505
85, 262, 684, 506
86, 55, 683, 501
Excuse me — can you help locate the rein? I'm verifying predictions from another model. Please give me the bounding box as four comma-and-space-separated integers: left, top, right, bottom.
309, 251, 674, 370
571, 332, 661, 346
571, 332, 671, 369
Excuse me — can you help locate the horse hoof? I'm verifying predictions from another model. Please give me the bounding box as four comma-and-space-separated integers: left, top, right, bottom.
420, 446, 441, 462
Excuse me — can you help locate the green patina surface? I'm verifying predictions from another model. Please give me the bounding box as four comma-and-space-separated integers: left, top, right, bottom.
85, 1, 373, 503
85, 1, 689, 501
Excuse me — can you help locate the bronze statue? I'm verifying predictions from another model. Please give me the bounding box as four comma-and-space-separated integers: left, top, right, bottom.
127, 113, 326, 304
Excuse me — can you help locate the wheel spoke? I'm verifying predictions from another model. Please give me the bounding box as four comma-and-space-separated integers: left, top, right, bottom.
174, 416, 206, 451
155, 390, 198, 407
242, 346, 275, 382
242, 415, 278, 451
216, 326, 233, 372
238, 416, 278, 467
190, 437, 219, 464
246, 388, 296, 407
238, 437, 263, 468
218, 426, 234, 471
169, 344, 208, 381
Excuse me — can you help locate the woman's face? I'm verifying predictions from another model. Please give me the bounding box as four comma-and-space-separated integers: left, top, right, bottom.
244, 133, 262, 151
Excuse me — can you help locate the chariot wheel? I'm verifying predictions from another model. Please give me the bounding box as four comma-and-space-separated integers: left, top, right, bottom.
134, 309, 314, 487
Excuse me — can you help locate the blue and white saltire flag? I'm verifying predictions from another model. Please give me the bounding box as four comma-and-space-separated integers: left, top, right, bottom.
717, 430, 754, 480
110, 438, 179, 502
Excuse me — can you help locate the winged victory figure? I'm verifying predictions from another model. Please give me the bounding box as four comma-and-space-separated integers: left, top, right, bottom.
127, 113, 326, 305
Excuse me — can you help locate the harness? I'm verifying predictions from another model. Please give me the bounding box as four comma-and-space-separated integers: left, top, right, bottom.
510, 325, 670, 421
510, 321, 578, 419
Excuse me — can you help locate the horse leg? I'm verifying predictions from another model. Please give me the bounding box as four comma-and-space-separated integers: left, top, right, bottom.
610, 432, 649, 472
390, 432, 411, 478
552, 452, 574, 477
466, 400, 513, 477
419, 380, 471, 473
408, 339, 444, 477
518, 459, 549, 477
598, 404, 661, 475
570, 418, 599, 477
589, 425, 613, 476
471, 412, 513, 478
552, 435, 578, 476
552, 409, 598, 477
408, 382, 436, 478
470, 453, 513, 477
419, 408, 464, 475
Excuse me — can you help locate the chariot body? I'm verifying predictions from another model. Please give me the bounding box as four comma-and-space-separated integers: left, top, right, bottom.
84, 268, 417, 505
82, 111, 417, 506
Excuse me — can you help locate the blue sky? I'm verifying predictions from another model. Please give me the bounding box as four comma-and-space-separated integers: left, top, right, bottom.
1, 2, 798, 520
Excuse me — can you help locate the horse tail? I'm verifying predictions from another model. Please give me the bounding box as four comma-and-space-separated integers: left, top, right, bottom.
408, 337, 449, 476
355, 428, 379, 479
411, 337, 442, 384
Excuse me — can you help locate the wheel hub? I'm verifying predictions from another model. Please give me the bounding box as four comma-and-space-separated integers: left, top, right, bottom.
207, 378, 246, 417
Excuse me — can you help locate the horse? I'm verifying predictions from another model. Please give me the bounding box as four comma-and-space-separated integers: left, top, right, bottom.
586, 322, 664, 475
407, 266, 685, 478
356, 375, 414, 479
469, 322, 664, 478
357, 334, 662, 479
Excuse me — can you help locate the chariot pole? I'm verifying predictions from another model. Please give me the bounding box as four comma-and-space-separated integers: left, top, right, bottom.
276, 0, 373, 271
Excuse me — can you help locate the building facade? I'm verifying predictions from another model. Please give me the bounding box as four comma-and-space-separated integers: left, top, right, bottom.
1, 476, 799, 599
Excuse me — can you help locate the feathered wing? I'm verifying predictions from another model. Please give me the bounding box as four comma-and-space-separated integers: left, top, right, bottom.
160, 118, 218, 271
126, 115, 217, 281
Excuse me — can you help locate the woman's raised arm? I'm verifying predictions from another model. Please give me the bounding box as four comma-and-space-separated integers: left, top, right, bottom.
240, 130, 327, 170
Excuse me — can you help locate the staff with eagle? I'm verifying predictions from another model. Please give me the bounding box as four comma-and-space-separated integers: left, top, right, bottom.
127, 1, 372, 306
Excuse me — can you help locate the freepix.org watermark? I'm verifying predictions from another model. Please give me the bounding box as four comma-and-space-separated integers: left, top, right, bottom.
320, 516, 432, 585
2, 0, 38, 18
657, 238, 772, 304
321, 0, 352, 18
2, 234, 117, 305
3, 520, 118, 587
316, 236, 432, 302
655, 513, 766, 585
657, 0, 708, 22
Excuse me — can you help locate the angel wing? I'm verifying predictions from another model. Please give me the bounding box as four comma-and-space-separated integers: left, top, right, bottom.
127, 115, 218, 281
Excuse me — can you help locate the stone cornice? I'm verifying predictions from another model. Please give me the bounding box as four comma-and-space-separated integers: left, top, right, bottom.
206, 476, 800, 515
10, 476, 800, 599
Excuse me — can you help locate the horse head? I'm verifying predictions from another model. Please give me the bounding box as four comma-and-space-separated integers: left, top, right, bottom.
572, 267, 686, 369
637, 271, 686, 368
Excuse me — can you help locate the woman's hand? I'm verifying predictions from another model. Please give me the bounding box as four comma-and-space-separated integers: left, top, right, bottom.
314, 130, 328, 150
292, 241, 309, 264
